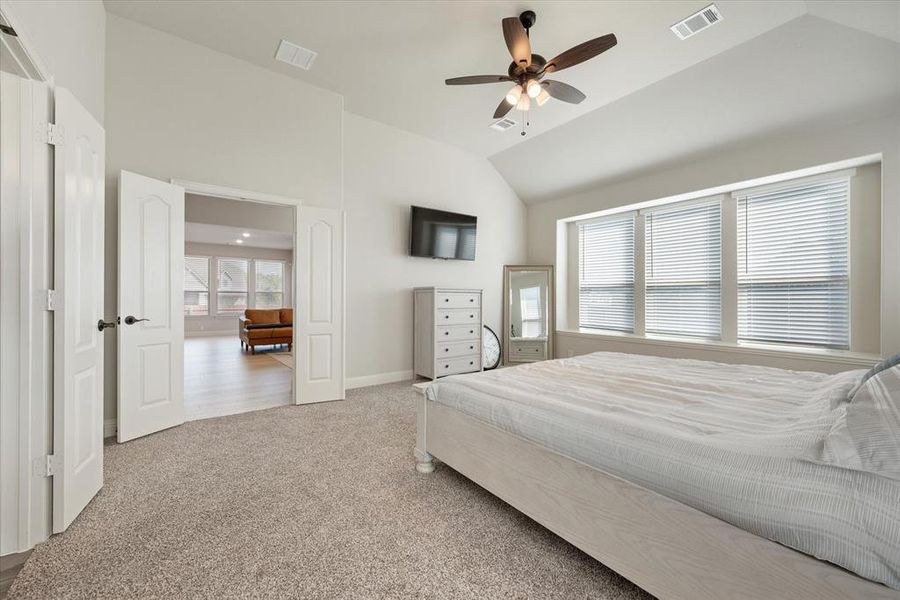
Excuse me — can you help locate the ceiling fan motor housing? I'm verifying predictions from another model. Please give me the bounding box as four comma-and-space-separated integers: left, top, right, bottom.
508, 54, 546, 79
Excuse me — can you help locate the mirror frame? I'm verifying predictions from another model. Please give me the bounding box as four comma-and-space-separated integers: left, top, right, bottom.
502, 265, 555, 366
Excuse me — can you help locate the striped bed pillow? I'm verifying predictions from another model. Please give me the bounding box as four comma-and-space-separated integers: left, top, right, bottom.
815, 365, 900, 481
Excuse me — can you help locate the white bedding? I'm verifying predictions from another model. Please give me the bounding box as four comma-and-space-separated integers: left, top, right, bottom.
426, 351, 900, 589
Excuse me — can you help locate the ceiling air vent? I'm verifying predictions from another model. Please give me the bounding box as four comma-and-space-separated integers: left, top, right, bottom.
489, 117, 517, 132
671, 4, 723, 40
274, 39, 318, 70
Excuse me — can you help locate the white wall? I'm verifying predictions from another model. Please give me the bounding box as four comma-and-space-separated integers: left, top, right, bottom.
528, 113, 900, 367
105, 14, 344, 422
184, 242, 293, 335
186, 193, 294, 233
1, 0, 105, 124
344, 113, 526, 384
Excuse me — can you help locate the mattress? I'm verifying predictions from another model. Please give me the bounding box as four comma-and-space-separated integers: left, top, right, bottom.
426, 351, 900, 589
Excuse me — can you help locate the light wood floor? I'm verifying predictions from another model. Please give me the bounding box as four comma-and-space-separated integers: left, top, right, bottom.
184, 336, 293, 421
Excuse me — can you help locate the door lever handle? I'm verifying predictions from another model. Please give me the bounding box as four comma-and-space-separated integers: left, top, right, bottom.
124, 315, 150, 325
97, 319, 117, 331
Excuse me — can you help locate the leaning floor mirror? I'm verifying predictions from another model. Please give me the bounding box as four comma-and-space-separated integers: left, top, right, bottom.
502, 265, 554, 365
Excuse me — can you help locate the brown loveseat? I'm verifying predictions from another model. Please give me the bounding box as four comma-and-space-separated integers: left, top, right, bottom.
239, 308, 293, 354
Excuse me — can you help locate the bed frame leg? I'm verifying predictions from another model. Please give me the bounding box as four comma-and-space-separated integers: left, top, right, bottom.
415, 393, 434, 473
414, 448, 434, 474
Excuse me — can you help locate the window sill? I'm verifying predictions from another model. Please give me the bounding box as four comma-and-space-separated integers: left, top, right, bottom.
555, 328, 880, 368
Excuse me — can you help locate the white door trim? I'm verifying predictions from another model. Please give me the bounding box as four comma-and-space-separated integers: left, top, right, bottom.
0, 5, 53, 557
171, 179, 301, 207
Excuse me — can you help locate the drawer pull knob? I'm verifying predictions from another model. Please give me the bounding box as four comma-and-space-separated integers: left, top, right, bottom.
445, 299, 449, 302
469, 314, 474, 318
445, 365, 449, 369
469, 330, 474, 334
469, 298, 474, 302
469, 361, 473, 365
445, 332, 449, 336
469, 346, 474, 350
445, 315, 449, 319
444, 348, 449, 352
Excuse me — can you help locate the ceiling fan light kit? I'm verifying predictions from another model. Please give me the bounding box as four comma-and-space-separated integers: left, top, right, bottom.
445, 10, 617, 135
505, 84, 523, 105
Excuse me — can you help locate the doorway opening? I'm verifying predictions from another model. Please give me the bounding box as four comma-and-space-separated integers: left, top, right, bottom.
182, 192, 297, 421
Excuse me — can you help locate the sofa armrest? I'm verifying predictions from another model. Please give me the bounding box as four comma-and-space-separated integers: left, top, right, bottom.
238, 316, 252, 332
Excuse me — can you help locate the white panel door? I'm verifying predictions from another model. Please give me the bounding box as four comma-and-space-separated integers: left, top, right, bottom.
296, 206, 345, 404
117, 171, 185, 442
52, 88, 105, 533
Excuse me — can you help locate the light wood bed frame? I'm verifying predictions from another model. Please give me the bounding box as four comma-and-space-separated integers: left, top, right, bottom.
414, 395, 900, 600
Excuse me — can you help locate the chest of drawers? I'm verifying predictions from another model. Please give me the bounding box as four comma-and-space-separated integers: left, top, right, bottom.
414, 287, 483, 379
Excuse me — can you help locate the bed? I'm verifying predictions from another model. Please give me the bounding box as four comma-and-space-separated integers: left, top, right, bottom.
414, 352, 900, 600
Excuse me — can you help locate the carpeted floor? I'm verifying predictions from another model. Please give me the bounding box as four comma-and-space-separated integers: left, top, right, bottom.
8, 382, 653, 599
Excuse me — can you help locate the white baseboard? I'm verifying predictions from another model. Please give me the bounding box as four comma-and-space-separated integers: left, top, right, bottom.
103, 418, 117, 439
346, 369, 414, 390
185, 330, 235, 338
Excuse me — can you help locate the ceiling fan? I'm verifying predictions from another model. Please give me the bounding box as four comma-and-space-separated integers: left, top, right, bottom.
445, 10, 617, 128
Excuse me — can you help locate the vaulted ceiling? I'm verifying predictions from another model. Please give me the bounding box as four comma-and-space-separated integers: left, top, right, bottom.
105, 1, 900, 202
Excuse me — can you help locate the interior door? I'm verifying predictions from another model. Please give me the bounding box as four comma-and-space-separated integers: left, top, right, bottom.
296, 206, 345, 404
52, 87, 105, 533
117, 171, 185, 442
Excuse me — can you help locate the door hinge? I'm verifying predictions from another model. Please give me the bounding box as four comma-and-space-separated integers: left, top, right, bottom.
46, 289, 56, 311
47, 122, 65, 146
33, 454, 61, 477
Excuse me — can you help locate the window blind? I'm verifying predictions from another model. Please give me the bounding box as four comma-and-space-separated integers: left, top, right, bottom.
183, 256, 209, 315
645, 199, 721, 339
579, 214, 635, 332
217, 258, 249, 314
255, 260, 285, 309
737, 177, 849, 349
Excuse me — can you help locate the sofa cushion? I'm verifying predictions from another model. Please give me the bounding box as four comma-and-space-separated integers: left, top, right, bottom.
279, 308, 293, 325
271, 327, 292, 338
244, 309, 280, 325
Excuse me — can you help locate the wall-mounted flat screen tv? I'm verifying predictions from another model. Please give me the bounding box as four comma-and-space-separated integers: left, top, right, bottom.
409, 206, 477, 261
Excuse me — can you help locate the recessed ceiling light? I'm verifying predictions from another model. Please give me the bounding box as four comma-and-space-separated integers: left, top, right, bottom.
235, 239, 243, 244
242, 232, 250, 237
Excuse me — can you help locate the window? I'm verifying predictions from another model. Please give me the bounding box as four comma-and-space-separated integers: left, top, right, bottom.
645, 199, 721, 339
255, 260, 285, 309
579, 213, 635, 332
217, 258, 249, 314
183, 256, 210, 315
737, 177, 849, 349
519, 286, 544, 337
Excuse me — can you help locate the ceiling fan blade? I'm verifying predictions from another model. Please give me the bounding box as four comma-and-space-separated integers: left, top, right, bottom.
542, 80, 586, 104
445, 75, 513, 85
493, 97, 513, 119
502, 17, 531, 69
543, 33, 617, 74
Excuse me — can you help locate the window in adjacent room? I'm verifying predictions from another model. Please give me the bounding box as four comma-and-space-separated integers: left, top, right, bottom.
255, 260, 285, 309
578, 213, 635, 332
183, 256, 210, 316
736, 177, 850, 349
217, 257, 249, 314
644, 199, 721, 339
519, 286, 544, 337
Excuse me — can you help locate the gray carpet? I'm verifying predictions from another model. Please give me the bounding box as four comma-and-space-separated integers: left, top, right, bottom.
9, 382, 653, 599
